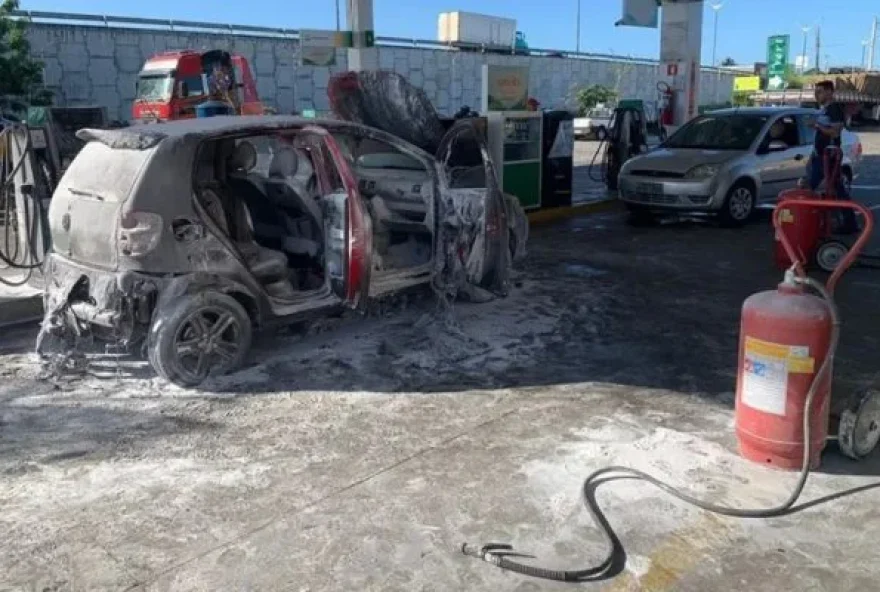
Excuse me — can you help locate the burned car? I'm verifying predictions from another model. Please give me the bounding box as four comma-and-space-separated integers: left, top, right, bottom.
38, 108, 527, 387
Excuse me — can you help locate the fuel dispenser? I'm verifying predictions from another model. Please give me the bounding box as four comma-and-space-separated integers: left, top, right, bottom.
540, 111, 574, 209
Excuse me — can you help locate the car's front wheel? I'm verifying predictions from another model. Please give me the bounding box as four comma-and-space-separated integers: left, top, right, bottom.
718, 181, 756, 227
148, 291, 253, 387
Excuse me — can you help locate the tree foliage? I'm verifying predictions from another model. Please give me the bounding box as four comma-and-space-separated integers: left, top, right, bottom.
0, 0, 52, 109
575, 84, 617, 115
721, 57, 736, 66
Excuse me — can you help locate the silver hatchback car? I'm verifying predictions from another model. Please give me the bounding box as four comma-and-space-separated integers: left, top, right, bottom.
618, 107, 862, 226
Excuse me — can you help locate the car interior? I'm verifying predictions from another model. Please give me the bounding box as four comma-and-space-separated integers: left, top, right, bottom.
762, 116, 800, 150
192, 130, 436, 301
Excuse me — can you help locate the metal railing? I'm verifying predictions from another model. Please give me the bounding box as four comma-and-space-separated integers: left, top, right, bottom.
13, 9, 729, 71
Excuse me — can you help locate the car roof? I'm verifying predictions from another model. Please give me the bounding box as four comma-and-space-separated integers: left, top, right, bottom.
705, 106, 816, 117
76, 115, 409, 152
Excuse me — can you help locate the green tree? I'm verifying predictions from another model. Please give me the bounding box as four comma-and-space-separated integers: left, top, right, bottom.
0, 0, 52, 110
721, 57, 736, 66
575, 84, 617, 115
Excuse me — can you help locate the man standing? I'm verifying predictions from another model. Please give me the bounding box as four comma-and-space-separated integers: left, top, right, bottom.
800, 80, 855, 232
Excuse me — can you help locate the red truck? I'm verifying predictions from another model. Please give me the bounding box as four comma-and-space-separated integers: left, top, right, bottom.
132, 49, 265, 122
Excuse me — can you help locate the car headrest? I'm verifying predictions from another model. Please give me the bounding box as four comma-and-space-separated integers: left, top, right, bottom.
228, 141, 257, 173
269, 146, 299, 178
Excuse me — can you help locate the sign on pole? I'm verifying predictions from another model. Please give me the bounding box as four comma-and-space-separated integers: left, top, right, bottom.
766, 35, 790, 90
300, 29, 343, 66
616, 0, 659, 28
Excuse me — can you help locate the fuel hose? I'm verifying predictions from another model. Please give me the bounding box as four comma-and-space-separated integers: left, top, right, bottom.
462, 274, 838, 582
1, 124, 47, 286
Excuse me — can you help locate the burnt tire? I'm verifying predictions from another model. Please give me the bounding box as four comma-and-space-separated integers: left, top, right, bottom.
147, 291, 252, 388
718, 180, 756, 228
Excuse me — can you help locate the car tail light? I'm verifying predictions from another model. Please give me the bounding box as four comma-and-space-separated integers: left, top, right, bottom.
119, 212, 164, 257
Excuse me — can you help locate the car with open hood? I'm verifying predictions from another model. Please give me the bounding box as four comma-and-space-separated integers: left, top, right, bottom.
617, 107, 862, 226
38, 93, 527, 387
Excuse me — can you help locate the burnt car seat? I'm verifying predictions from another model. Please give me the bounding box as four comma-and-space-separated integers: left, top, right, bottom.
265, 146, 323, 258
225, 140, 291, 254
199, 185, 289, 284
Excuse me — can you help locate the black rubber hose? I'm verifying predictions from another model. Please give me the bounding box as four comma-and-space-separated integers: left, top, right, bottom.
462, 275, 838, 582
0, 125, 46, 280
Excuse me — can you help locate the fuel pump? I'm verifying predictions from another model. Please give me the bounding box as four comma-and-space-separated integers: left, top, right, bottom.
588, 104, 648, 191
656, 81, 675, 140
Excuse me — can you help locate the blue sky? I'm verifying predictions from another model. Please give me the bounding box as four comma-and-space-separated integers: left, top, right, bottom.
20, 0, 879, 67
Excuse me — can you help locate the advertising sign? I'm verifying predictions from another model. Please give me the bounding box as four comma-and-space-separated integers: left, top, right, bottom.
300, 29, 342, 67
734, 76, 762, 92
481, 65, 530, 112
766, 35, 790, 90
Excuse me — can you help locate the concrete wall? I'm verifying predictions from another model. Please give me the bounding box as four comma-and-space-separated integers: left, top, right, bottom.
26, 23, 736, 122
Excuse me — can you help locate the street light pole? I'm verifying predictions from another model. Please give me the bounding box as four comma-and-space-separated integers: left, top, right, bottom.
800, 25, 811, 73
576, 0, 581, 53
710, 2, 724, 67
335, 0, 341, 31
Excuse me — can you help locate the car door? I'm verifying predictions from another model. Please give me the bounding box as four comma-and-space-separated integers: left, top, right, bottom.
297, 126, 372, 310
434, 118, 510, 294
756, 115, 807, 202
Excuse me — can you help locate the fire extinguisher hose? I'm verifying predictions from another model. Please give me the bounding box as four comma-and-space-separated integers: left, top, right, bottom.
462, 274, 841, 582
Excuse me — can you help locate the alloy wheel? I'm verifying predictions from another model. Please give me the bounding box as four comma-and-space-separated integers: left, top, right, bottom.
173, 307, 244, 383
728, 187, 754, 221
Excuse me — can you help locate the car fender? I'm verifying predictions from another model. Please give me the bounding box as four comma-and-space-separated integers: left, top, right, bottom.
150, 273, 261, 335
722, 162, 762, 197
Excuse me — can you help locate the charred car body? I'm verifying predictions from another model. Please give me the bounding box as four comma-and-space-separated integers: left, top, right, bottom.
38, 74, 527, 387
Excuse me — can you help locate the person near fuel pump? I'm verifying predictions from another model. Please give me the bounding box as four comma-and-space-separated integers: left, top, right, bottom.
798, 80, 857, 233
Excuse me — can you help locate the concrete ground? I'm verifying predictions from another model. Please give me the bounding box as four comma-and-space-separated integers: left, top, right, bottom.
3, 134, 880, 591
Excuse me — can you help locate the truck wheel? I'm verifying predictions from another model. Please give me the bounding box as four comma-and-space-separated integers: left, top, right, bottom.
148, 291, 252, 387
595, 126, 608, 142
718, 181, 756, 228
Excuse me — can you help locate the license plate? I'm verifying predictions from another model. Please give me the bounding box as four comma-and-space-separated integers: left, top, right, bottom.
636, 182, 663, 194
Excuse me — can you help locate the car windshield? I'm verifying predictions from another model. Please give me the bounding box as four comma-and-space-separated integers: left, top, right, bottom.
136, 75, 173, 101
664, 114, 768, 150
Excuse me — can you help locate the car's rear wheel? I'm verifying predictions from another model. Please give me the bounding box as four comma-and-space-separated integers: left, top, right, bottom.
148, 291, 252, 387
718, 181, 756, 228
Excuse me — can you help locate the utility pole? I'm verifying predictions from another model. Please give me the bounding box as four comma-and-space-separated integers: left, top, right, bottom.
335, 0, 341, 31
799, 24, 811, 73
710, 2, 724, 67
815, 25, 821, 71
869, 16, 878, 71
576, 0, 581, 53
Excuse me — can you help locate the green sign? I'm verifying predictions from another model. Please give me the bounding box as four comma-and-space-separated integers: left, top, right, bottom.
766, 35, 790, 90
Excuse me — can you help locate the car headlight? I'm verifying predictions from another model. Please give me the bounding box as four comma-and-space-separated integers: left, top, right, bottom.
685, 164, 719, 179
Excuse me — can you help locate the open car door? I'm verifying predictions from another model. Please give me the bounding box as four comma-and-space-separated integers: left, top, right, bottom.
296, 126, 372, 309
434, 119, 512, 296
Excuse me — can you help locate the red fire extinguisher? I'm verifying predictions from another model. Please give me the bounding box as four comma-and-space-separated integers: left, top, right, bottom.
773, 147, 844, 271
657, 81, 675, 126
736, 198, 873, 470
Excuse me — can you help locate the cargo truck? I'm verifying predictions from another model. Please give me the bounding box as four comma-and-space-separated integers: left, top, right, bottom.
438, 11, 529, 55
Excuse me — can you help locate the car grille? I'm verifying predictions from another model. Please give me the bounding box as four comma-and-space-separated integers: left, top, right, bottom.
630, 170, 686, 179
625, 189, 710, 206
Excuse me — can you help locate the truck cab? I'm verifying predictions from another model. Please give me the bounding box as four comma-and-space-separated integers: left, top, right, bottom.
132, 50, 263, 123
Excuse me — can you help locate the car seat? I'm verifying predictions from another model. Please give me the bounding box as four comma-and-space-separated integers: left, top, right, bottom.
265, 145, 323, 258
